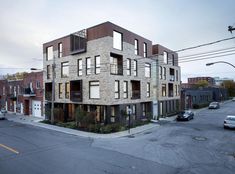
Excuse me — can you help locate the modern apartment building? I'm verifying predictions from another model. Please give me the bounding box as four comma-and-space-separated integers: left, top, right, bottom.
188, 76, 215, 86
43, 21, 181, 123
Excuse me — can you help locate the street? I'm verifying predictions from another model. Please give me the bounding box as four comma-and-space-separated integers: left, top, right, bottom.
0, 102, 235, 174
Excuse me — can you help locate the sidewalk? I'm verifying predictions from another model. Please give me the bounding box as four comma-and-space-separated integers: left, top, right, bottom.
5, 114, 159, 139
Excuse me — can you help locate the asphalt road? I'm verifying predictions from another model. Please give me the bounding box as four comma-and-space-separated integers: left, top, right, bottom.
0, 101, 235, 174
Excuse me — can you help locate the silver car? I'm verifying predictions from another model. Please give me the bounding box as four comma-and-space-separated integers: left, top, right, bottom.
0, 112, 5, 120
224, 115, 235, 129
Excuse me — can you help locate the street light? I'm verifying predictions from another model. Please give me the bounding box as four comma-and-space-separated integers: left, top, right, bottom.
206, 61, 235, 69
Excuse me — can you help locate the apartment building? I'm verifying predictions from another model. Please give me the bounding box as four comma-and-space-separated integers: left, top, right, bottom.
43, 21, 181, 123
188, 76, 215, 86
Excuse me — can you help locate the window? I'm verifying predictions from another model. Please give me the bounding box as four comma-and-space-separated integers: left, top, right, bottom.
36, 81, 41, 89
134, 39, 139, 55
133, 60, 137, 76
110, 53, 123, 75
126, 58, 131, 76
159, 66, 162, 79
147, 83, 150, 97
89, 81, 100, 99
115, 80, 120, 99
17, 85, 20, 95
172, 54, 175, 65
3, 87, 5, 95
111, 106, 115, 123
145, 63, 151, 78
59, 83, 62, 99
61, 62, 69, 78
123, 81, 128, 99
95, 55, 100, 74
163, 67, 166, 80
132, 105, 136, 116
143, 43, 147, 57
162, 84, 166, 97
142, 104, 146, 116
86, 57, 91, 75
78, 59, 82, 76
65, 82, 70, 99
175, 84, 178, 96
163, 51, 168, 64
47, 65, 51, 79
58, 43, 62, 58
176, 70, 178, 81
46, 46, 53, 60
113, 31, 122, 50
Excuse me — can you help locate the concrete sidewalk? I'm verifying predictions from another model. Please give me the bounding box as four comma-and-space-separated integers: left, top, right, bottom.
5, 114, 159, 138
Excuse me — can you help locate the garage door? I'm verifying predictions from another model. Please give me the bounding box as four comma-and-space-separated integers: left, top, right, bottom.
32, 100, 41, 117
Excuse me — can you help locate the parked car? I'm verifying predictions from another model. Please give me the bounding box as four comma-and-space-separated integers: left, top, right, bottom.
0, 112, 6, 120
177, 110, 194, 121
224, 115, 235, 129
1, 108, 7, 114
232, 97, 235, 102
208, 102, 220, 109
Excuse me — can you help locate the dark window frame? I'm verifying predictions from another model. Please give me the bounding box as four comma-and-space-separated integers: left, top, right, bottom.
114, 80, 120, 99
134, 39, 139, 55
78, 59, 82, 76
58, 43, 62, 58
95, 55, 101, 74
143, 42, 147, 58
61, 62, 69, 78
123, 81, 128, 99
86, 57, 91, 75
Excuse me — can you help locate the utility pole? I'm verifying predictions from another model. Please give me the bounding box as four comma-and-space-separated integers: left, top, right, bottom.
228, 26, 235, 33
51, 56, 55, 124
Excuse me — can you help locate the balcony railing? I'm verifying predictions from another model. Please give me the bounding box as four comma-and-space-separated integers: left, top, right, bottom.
131, 90, 141, 99
70, 91, 82, 102
45, 92, 52, 101
110, 64, 123, 75
23, 88, 36, 97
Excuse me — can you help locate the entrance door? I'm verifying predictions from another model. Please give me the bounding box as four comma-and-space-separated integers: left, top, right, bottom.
32, 100, 41, 117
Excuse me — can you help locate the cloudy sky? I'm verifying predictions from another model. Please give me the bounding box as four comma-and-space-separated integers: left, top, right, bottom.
0, 0, 235, 82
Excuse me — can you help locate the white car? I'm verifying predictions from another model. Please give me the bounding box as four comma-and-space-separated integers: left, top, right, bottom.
0, 112, 6, 120
224, 115, 235, 129
232, 97, 235, 102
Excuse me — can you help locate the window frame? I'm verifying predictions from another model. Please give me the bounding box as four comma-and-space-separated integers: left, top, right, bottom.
95, 55, 101, 74
159, 66, 162, 79
123, 81, 128, 99
162, 84, 166, 97
86, 57, 91, 75
163, 67, 166, 80
114, 80, 120, 99
145, 63, 151, 78
59, 83, 62, 99
65, 82, 70, 99
126, 58, 131, 76
163, 51, 168, 64
147, 82, 150, 97
61, 62, 69, 78
133, 60, 137, 76
89, 81, 100, 99
134, 39, 139, 55
47, 65, 51, 79
113, 31, 123, 50
46, 46, 53, 60
78, 59, 82, 76
143, 42, 147, 58
58, 43, 62, 58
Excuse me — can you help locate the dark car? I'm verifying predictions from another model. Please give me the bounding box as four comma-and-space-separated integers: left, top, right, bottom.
208, 102, 220, 109
177, 110, 194, 121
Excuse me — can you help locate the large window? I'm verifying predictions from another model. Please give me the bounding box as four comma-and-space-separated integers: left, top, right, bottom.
86, 57, 91, 75
113, 31, 122, 50
147, 83, 150, 97
126, 58, 131, 76
115, 80, 120, 99
163, 51, 168, 64
58, 43, 62, 58
59, 83, 62, 99
78, 59, 82, 76
133, 60, 137, 76
89, 81, 100, 99
123, 81, 128, 99
145, 63, 151, 78
134, 39, 139, 55
95, 55, 100, 74
143, 43, 147, 57
162, 84, 166, 97
65, 82, 70, 99
47, 65, 51, 79
61, 62, 69, 78
176, 70, 178, 81
46, 46, 53, 60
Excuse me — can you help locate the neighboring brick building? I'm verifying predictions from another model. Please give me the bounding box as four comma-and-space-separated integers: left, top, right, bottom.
0, 71, 43, 117
43, 21, 181, 123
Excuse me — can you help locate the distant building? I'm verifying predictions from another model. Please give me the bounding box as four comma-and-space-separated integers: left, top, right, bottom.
213, 77, 234, 86
188, 77, 215, 86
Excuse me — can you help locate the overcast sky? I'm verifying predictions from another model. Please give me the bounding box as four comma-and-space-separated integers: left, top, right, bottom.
0, 0, 235, 82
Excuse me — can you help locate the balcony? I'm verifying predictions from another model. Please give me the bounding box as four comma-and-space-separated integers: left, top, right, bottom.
70, 80, 82, 102
131, 80, 141, 99
23, 87, 36, 97
110, 64, 123, 75
70, 29, 87, 55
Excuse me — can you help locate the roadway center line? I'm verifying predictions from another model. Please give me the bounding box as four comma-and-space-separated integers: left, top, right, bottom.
0, 143, 19, 154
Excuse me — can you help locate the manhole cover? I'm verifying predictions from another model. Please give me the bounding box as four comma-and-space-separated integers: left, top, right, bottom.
149, 138, 158, 142
193, 136, 207, 141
